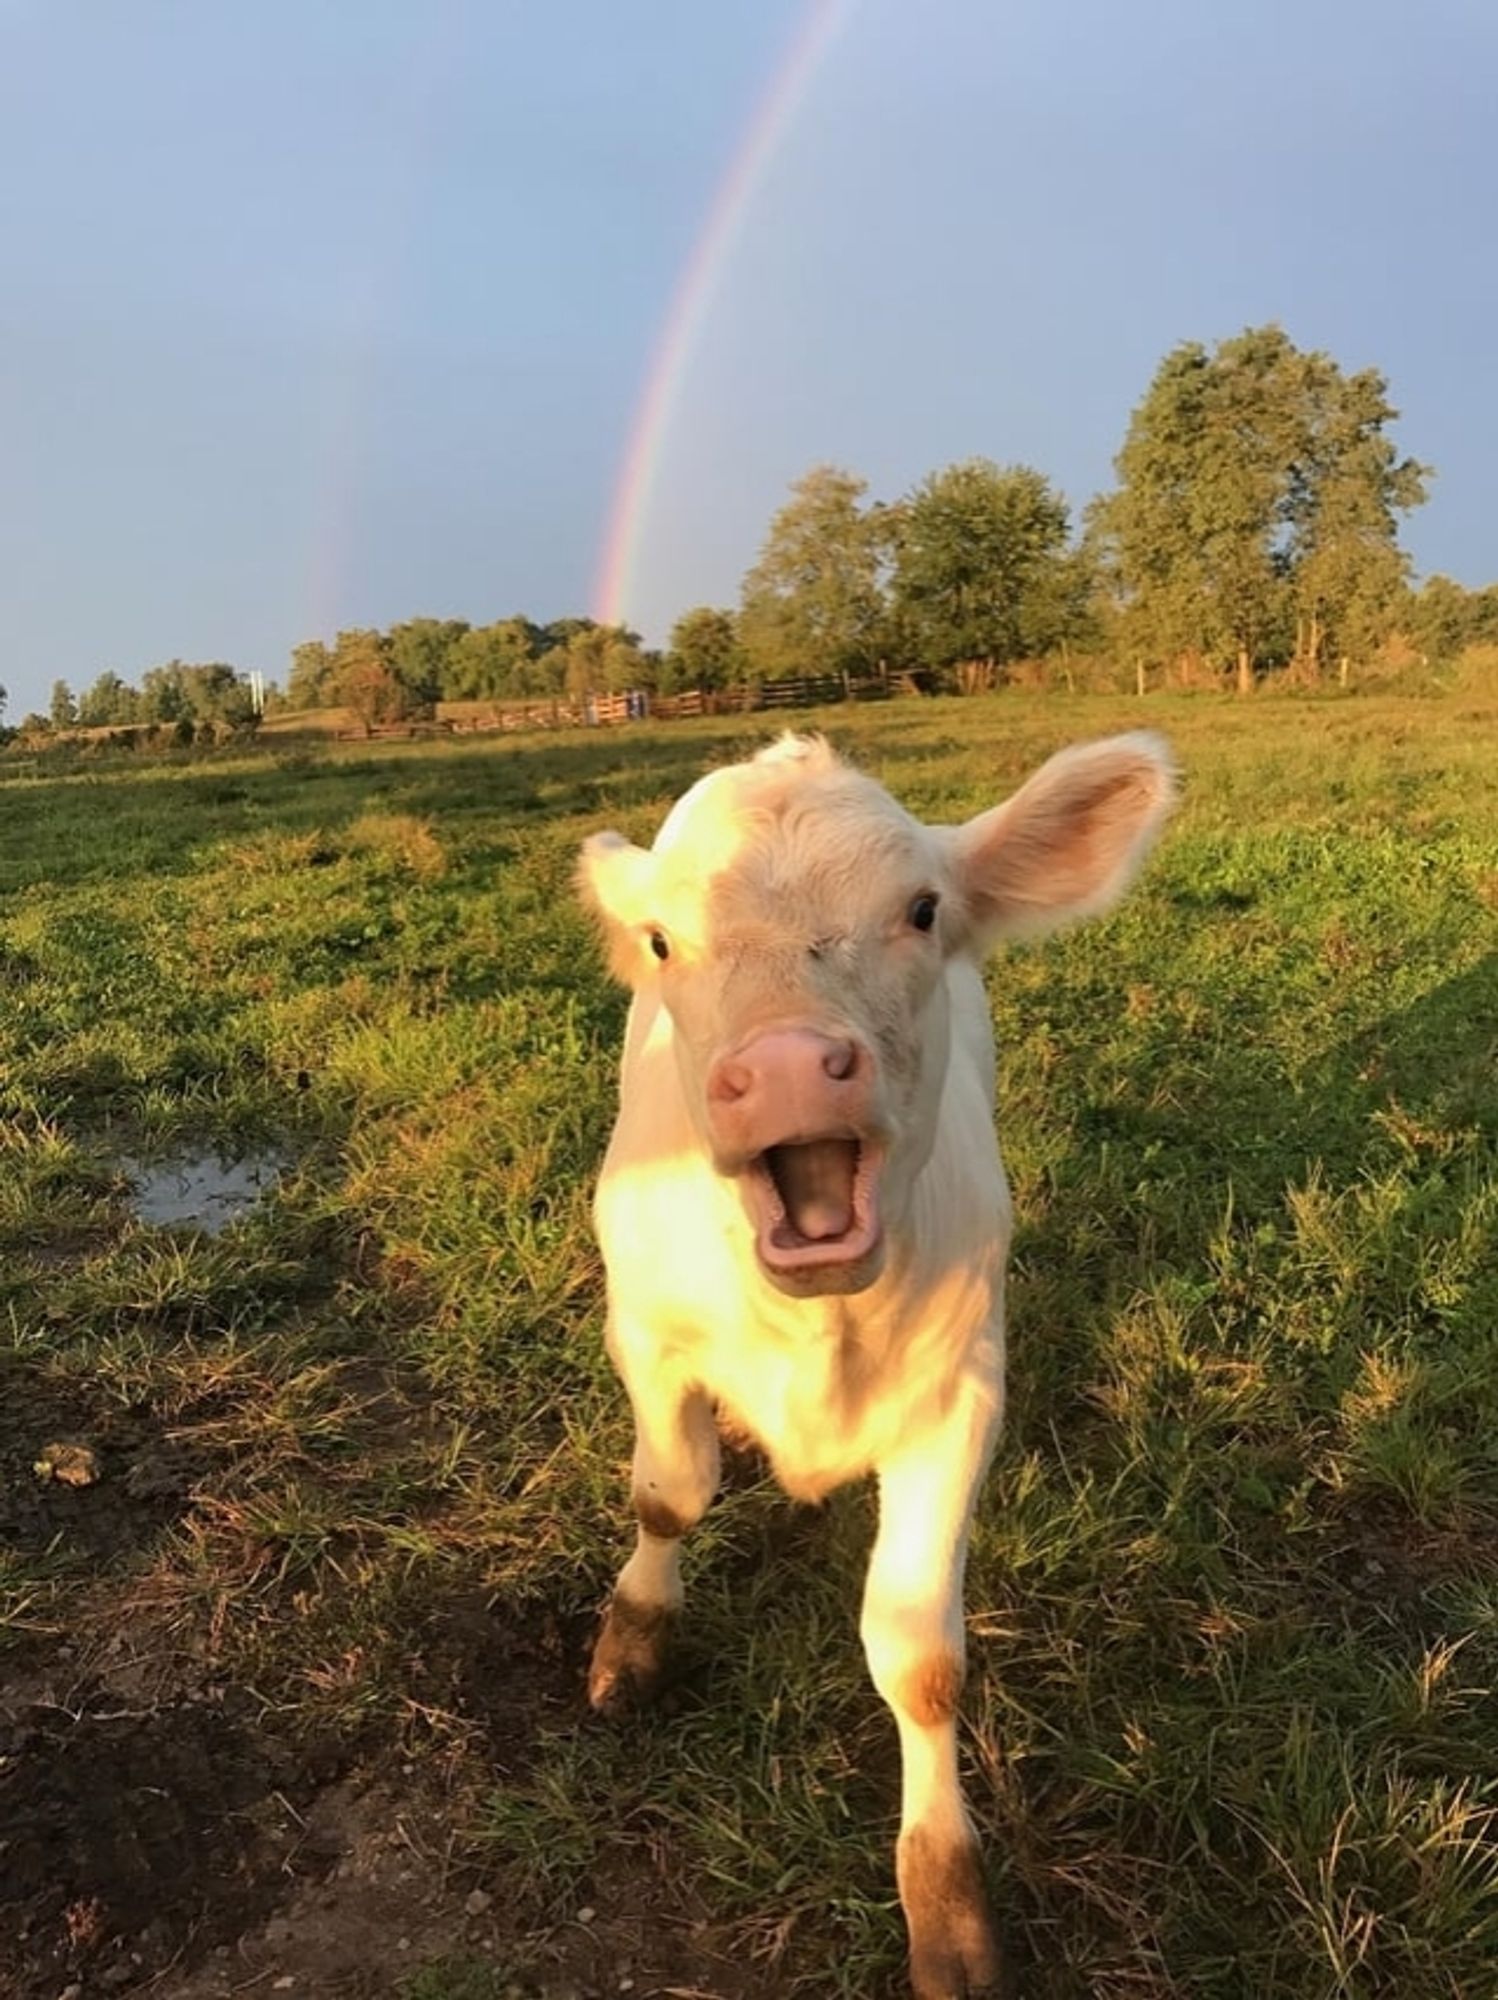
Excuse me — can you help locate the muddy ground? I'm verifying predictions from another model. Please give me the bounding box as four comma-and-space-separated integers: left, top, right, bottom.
0, 1363, 775, 2000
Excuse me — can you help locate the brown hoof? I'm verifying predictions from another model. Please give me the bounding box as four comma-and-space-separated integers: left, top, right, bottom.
586, 1592, 674, 1713
898, 1825, 1003, 1999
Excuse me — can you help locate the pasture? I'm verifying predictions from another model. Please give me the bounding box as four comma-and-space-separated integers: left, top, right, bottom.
2, 690, 1496, 1999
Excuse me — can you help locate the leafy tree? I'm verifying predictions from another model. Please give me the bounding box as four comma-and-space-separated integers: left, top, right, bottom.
331, 629, 411, 734
77, 671, 137, 726
1097, 330, 1295, 693
1409, 575, 1498, 660
1283, 353, 1428, 675
892, 460, 1072, 677
739, 466, 890, 680
181, 663, 256, 726
49, 680, 77, 728
1475, 586, 1498, 647
1097, 327, 1427, 692
287, 640, 336, 710
444, 618, 543, 700
139, 662, 190, 724
547, 624, 647, 701
663, 606, 741, 691
388, 618, 469, 707
1024, 543, 1106, 660
539, 616, 597, 653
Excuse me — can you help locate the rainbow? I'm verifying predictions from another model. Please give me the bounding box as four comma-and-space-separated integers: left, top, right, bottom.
592, 0, 856, 634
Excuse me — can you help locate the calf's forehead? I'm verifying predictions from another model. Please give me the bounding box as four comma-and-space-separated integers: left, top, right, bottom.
653, 761, 935, 934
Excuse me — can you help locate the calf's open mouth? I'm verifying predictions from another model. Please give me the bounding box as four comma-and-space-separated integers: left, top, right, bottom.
744, 1136, 884, 1273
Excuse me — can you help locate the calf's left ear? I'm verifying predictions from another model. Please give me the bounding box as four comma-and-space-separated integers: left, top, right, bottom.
949, 731, 1177, 945
577, 831, 660, 985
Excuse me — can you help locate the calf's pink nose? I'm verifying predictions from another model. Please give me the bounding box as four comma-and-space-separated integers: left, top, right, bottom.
706, 1029, 865, 1134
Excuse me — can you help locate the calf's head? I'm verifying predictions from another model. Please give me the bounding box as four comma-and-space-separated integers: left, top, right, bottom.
581, 732, 1175, 1298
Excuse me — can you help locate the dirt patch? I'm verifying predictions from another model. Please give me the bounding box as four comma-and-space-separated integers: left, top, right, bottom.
1332, 1499, 1498, 1618
149, 1776, 469, 2000
0, 1579, 856, 2000
0, 1410, 865, 2000
0, 1357, 200, 1568
147, 1781, 786, 2000
0, 1685, 334, 1999
403, 1589, 595, 1772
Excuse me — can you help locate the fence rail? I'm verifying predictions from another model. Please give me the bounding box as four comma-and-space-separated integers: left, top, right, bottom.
440, 670, 913, 736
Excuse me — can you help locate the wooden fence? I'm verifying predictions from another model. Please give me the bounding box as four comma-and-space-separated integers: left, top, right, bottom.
439, 669, 918, 736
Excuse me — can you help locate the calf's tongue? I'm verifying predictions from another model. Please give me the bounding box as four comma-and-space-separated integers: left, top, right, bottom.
767, 1139, 857, 1241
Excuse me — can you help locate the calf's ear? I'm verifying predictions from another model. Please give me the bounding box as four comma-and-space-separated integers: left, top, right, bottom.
949, 732, 1176, 945
577, 832, 660, 985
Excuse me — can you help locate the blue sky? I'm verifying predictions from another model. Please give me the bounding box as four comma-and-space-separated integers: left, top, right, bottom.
3, 0, 1495, 716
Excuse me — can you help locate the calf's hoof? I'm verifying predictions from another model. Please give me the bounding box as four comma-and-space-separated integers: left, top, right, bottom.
898, 1825, 1003, 1999
586, 1592, 674, 1713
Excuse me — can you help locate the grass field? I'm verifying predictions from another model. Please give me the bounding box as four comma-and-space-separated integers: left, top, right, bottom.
2, 690, 1496, 1999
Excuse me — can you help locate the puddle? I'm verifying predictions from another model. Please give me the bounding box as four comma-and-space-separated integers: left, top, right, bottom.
121, 1149, 287, 1234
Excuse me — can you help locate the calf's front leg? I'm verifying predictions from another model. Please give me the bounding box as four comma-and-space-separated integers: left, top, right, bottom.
589, 1362, 719, 1712
861, 1388, 1003, 1999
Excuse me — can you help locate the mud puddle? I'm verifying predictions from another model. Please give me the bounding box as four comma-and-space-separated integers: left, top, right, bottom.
119, 1148, 287, 1232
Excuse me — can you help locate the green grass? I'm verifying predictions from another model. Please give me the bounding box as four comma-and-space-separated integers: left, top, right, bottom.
2, 690, 1497, 1996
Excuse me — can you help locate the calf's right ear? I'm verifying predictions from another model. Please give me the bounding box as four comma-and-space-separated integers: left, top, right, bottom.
950, 731, 1177, 945
577, 832, 660, 985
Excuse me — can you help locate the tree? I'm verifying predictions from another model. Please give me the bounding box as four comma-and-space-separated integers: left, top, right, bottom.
663, 606, 742, 691
739, 466, 890, 680
539, 616, 597, 653
548, 624, 647, 702
388, 618, 469, 707
1096, 330, 1295, 694
1410, 575, 1483, 661
1283, 353, 1428, 676
891, 460, 1072, 679
444, 618, 542, 700
1096, 327, 1428, 693
49, 680, 77, 729
287, 640, 335, 710
331, 628, 410, 735
180, 662, 256, 727
139, 662, 190, 724
77, 671, 136, 726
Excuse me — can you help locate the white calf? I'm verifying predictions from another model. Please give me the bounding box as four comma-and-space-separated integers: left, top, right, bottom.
579, 731, 1175, 1997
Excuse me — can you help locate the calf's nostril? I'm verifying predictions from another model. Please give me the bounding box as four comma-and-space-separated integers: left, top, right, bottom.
711, 1059, 753, 1104
822, 1039, 857, 1082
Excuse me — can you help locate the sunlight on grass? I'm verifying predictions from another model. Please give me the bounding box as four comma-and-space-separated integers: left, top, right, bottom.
1, 690, 1496, 1994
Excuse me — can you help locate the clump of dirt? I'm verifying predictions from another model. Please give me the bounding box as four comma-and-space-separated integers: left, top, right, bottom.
0, 1685, 332, 1998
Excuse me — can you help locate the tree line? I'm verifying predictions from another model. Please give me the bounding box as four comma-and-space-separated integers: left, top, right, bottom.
13, 324, 1497, 740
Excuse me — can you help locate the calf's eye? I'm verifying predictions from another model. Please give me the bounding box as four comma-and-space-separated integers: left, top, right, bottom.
908, 893, 939, 933
649, 930, 670, 962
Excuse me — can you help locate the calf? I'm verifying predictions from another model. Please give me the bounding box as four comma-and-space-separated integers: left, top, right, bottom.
579, 731, 1175, 1997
